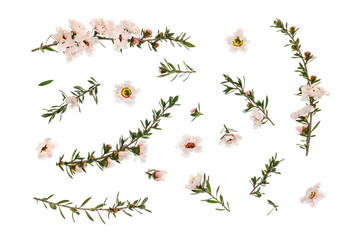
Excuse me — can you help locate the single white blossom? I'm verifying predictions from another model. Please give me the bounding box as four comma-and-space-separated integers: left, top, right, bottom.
219, 133, 242, 147
64, 96, 79, 109
114, 81, 139, 106
90, 18, 115, 37
120, 19, 140, 36
185, 172, 203, 190
154, 170, 168, 181
176, 135, 203, 157
300, 183, 326, 207
118, 149, 130, 161
250, 109, 263, 129
36, 138, 57, 160
226, 28, 249, 53
135, 140, 147, 163
290, 105, 314, 120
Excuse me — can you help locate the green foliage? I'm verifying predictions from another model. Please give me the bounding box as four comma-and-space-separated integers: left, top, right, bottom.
38, 80, 54, 86
33, 193, 150, 224
42, 77, 100, 123
267, 199, 279, 216
56, 96, 180, 177
158, 58, 196, 81
191, 173, 230, 212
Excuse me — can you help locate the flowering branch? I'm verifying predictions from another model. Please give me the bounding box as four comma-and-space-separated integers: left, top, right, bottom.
272, 19, 328, 156
34, 193, 150, 224
42, 77, 100, 123
221, 74, 275, 127
158, 58, 196, 81
56, 96, 180, 178
266, 199, 279, 216
31, 19, 194, 61
190, 173, 230, 212
249, 153, 284, 198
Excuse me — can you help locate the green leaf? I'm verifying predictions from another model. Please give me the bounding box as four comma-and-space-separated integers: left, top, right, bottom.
80, 197, 91, 208
59, 207, 65, 219
38, 80, 54, 86
85, 210, 94, 222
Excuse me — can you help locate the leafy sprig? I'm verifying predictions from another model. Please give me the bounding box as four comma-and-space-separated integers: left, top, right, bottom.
191, 173, 230, 212
267, 199, 279, 216
34, 193, 150, 224
272, 19, 325, 156
249, 153, 284, 198
42, 77, 100, 123
221, 74, 275, 126
190, 103, 203, 121
56, 96, 180, 178
158, 58, 196, 81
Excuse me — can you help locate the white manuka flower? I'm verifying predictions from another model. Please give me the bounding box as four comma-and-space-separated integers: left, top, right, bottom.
64, 96, 79, 109
134, 140, 148, 163
185, 172, 203, 190
301, 84, 329, 101
36, 138, 57, 160
120, 19, 140, 36
176, 135, 203, 157
300, 183, 326, 207
290, 105, 314, 120
114, 81, 139, 106
219, 133, 242, 147
250, 109, 263, 129
154, 170, 168, 181
52, 27, 75, 52
68, 19, 87, 39
77, 30, 98, 57
90, 18, 115, 37
117, 149, 131, 161
226, 28, 249, 53
111, 24, 131, 51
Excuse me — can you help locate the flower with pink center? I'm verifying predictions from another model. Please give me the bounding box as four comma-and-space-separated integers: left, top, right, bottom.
250, 109, 263, 129
176, 135, 203, 157
185, 172, 203, 190
219, 133, 242, 147
300, 183, 326, 207
114, 81, 139, 106
245, 90, 251, 96
75, 162, 88, 173
64, 96, 79, 109
226, 28, 249, 53
36, 138, 57, 159
154, 170, 168, 181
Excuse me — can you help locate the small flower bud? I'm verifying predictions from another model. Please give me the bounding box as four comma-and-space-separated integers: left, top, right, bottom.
310, 75, 317, 83
132, 38, 140, 45
291, 45, 297, 51
153, 43, 159, 49
304, 51, 312, 61
89, 91, 93, 96
143, 29, 152, 38
289, 26, 296, 35
245, 90, 251, 96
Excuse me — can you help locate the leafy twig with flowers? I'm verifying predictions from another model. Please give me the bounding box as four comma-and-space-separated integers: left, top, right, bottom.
249, 153, 284, 198
266, 200, 279, 216
221, 75, 275, 128
158, 58, 196, 82
31, 18, 195, 61
42, 77, 100, 123
219, 124, 242, 147
187, 172, 230, 212
34, 192, 150, 224
272, 19, 328, 156
145, 169, 168, 181
190, 103, 203, 121
56, 96, 180, 178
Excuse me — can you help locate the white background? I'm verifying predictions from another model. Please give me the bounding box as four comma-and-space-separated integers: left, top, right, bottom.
1, 0, 359, 239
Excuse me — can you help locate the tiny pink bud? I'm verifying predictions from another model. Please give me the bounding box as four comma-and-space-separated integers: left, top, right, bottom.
132, 38, 140, 45
190, 108, 197, 114
246, 91, 251, 96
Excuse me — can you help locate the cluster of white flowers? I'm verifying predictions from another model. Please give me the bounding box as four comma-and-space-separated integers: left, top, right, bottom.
226, 28, 249, 53
300, 84, 329, 101
250, 109, 263, 129
52, 19, 141, 61
290, 105, 314, 120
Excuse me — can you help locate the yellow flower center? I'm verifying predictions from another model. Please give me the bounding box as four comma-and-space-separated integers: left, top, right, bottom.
121, 87, 132, 98
309, 192, 316, 199
233, 37, 243, 47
